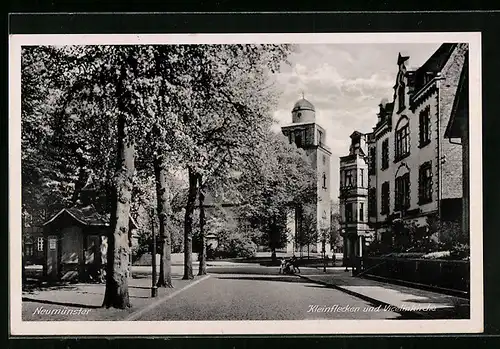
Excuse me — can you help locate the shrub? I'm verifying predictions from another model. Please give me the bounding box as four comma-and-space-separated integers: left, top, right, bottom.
365, 239, 392, 256
214, 231, 257, 259
224, 237, 257, 258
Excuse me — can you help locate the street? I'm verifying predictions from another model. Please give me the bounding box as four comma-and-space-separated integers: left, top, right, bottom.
130, 264, 402, 320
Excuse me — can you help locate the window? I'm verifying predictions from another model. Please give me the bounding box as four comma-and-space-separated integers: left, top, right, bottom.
345, 203, 354, 222
395, 120, 410, 161
395, 173, 411, 211
359, 169, 364, 187
369, 147, 376, 175
419, 106, 431, 147
37, 237, 44, 252
359, 203, 364, 222
25, 244, 34, 256
297, 112, 302, 119
322, 172, 327, 189
424, 72, 433, 85
368, 188, 377, 217
343, 169, 356, 188
322, 155, 326, 165
381, 181, 390, 215
295, 130, 303, 148
419, 162, 433, 204
318, 130, 323, 145
381, 139, 389, 170
398, 84, 405, 111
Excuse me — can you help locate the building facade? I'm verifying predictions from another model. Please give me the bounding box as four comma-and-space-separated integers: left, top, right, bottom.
339, 131, 373, 266
281, 97, 332, 255
341, 43, 468, 259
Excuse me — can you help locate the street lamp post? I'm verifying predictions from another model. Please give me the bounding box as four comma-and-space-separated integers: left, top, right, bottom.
151, 208, 158, 298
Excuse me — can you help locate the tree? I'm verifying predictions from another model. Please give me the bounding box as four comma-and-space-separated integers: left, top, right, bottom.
329, 202, 342, 252
235, 131, 316, 261
197, 176, 208, 275
47, 45, 163, 308
161, 44, 293, 278
298, 205, 319, 258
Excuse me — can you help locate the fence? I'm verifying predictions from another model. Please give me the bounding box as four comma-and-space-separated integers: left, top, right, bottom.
361, 256, 470, 294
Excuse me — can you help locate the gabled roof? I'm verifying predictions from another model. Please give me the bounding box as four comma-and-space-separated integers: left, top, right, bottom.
445, 53, 468, 139
413, 43, 457, 91
44, 205, 138, 230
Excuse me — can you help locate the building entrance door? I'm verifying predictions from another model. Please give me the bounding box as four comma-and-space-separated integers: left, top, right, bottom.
47, 235, 58, 280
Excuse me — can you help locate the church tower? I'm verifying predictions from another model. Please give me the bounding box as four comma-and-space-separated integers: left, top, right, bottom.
281, 96, 332, 255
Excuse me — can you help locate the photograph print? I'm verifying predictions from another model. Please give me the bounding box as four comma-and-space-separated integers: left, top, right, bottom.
9, 32, 482, 335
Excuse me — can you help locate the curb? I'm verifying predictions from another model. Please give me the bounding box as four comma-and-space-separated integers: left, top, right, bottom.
298, 274, 431, 319
125, 274, 211, 321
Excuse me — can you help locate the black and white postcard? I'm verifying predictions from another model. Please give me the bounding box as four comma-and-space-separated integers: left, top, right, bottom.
9, 32, 483, 335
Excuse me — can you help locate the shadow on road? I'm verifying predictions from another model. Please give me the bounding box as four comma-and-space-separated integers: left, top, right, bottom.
21, 297, 102, 309
215, 275, 310, 283
22, 280, 79, 294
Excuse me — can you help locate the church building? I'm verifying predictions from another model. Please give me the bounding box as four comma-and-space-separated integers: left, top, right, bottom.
281, 96, 332, 255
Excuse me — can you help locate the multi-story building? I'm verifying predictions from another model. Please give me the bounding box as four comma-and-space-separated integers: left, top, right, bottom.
281, 97, 332, 255
341, 43, 468, 259
339, 131, 373, 266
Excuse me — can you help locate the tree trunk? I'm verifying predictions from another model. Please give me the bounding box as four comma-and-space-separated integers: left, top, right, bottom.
183, 167, 198, 280
102, 111, 134, 309
271, 249, 277, 262
22, 247, 26, 288
154, 153, 173, 288
270, 215, 278, 263
198, 175, 207, 276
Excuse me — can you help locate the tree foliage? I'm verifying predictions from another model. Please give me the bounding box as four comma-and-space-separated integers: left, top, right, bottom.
235, 131, 317, 258
21, 43, 296, 305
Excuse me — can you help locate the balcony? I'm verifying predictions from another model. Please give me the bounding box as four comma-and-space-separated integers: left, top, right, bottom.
339, 186, 368, 198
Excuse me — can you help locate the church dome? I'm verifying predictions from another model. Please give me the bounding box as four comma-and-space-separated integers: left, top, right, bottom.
292, 98, 315, 112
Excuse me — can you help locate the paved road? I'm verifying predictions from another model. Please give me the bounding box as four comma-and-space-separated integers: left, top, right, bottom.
132, 265, 402, 320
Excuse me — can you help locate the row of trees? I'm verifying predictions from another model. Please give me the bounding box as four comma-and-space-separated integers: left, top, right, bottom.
22, 44, 319, 308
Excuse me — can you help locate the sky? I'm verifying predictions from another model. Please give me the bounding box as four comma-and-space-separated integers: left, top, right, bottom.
271, 43, 442, 202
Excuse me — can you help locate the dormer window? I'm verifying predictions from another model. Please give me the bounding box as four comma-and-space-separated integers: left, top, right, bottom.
424, 72, 433, 85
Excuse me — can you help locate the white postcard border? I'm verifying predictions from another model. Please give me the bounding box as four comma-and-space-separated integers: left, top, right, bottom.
9, 31, 483, 335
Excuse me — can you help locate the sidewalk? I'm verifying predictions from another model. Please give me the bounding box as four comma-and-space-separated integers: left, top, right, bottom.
22, 273, 207, 321
300, 270, 470, 319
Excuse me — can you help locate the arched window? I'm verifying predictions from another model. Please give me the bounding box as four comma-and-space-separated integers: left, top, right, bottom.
395, 173, 410, 211
395, 116, 410, 161
395, 164, 411, 212
322, 172, 327, 189
294, 130, 303, 148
